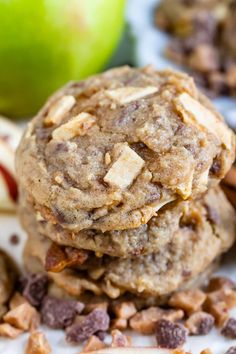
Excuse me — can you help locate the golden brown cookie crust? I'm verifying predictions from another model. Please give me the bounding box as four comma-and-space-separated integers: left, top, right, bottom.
16, 66, 235, 233
23, 187, 235, 300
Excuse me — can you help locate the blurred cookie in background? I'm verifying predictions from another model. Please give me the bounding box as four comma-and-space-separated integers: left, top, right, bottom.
155, 0, 229, 37
155, 0, 236, 98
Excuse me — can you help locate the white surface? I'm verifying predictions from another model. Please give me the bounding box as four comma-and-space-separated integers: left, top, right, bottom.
0, 213, 236, 353
127, 0, 236, 129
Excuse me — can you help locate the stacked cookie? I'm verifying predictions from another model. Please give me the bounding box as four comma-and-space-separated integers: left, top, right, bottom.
16, 66, 236, 306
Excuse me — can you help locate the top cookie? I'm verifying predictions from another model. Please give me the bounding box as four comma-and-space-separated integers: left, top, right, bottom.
16, 66, 235, 232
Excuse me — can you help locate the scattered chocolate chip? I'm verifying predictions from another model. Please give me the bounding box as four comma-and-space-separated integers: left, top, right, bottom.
222, 318, 236, 339
22, 273, 48, 307
41, 296, 84, 329
9, 234, 19, 245
225, 347, 236, 354
185, 311, 215, 335
96, 331, 107, 341
66, 309, 110, 343
155, 319, 188, 349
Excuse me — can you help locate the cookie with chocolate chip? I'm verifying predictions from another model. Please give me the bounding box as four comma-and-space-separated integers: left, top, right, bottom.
23, 187, 235, 301
16, 66, 235, 233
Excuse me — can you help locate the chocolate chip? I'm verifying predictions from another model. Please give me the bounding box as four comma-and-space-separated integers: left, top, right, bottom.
41, 296, 84, 329
225, 347, 236, 354
186, 312, 215, 335
9, 234, 19, 245
156, 319, 188, 349
66, 309, 110, 343
53, 207, 70, 224
222, 318, 236, 339
210, 158, 221, 176
96, 331, 106, 341
22, 273, 48, 307
195, 315, 214, 335
54, 142, 70, 153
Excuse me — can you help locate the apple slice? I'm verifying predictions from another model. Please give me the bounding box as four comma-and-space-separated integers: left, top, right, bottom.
0, 117, 22, 211
80, 347, 186, 354
0, 139, 18, 211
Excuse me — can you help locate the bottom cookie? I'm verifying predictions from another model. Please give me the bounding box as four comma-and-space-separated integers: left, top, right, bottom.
23, 188, 235, 303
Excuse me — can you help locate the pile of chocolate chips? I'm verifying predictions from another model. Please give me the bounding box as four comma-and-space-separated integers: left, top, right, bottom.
14, 273, 236, 353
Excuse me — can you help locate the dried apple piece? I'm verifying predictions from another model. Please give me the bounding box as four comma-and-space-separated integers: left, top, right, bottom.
175, 93, 232, 149
44, 95, 76, 126
52, 112, 96, 141
104, 144, 145, 189
105, 86, 158, 104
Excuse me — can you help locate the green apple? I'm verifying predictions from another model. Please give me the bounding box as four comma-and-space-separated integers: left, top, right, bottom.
0, 0, 126, 119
